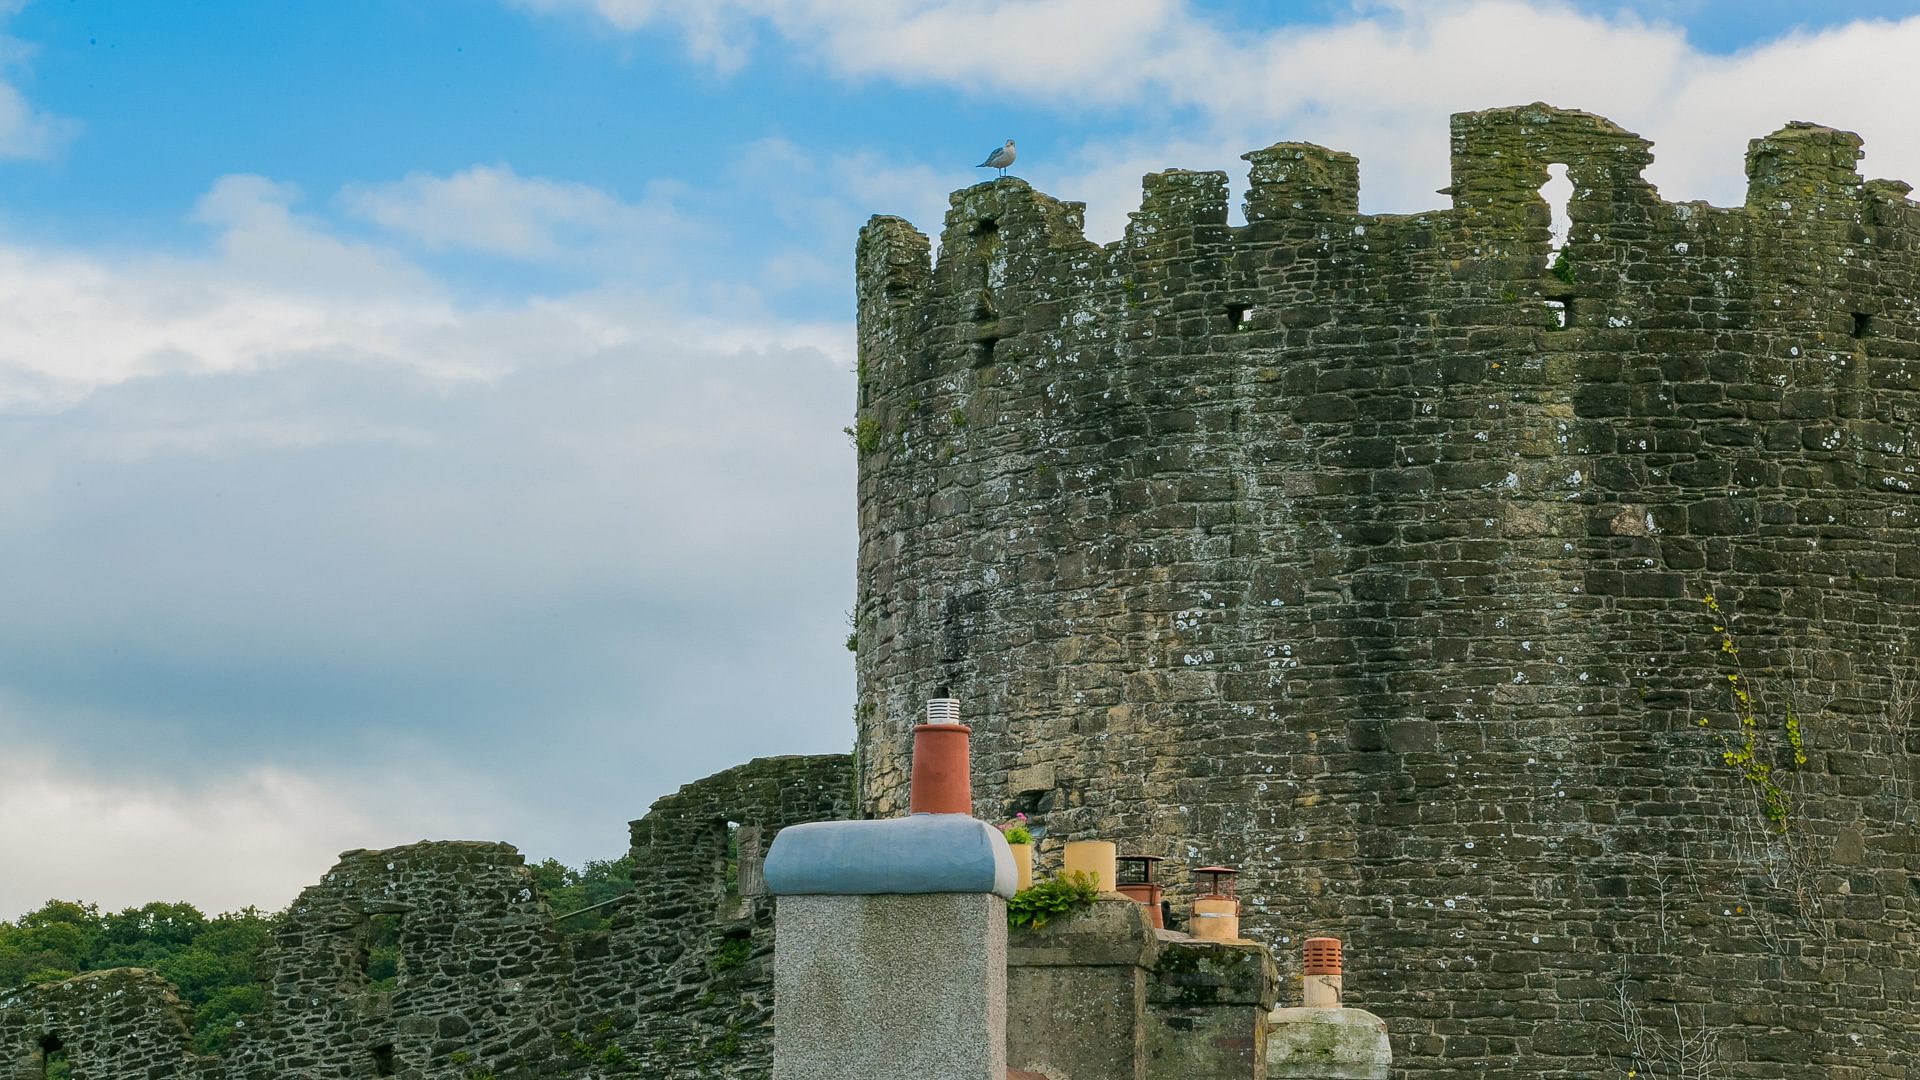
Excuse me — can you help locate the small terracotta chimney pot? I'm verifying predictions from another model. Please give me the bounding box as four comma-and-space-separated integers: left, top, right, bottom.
1116, 855, 1165, 928
1303, 937, 1342, 975
1062, 840, 1118, 892
1189, 865, 1241, 941
909, 695, 972, 815
1303, 936, 1344, 1009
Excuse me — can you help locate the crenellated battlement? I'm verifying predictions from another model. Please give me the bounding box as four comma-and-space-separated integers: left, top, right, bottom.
856, 105, 1919, 425
853, 103, 1920, 1079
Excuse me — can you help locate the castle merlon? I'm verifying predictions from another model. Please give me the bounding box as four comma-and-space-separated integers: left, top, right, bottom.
847, 103, 1920, 424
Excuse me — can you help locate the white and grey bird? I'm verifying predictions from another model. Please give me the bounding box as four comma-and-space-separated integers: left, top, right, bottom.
977, 139, 1016, 177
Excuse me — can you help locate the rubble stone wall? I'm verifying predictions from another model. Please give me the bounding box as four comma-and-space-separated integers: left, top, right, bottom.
0, 753, 854, 1080
852, 104, 1920, 1078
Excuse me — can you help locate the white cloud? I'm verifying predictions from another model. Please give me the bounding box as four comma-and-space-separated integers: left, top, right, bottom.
519, 0, 1920, 225
0, 732, 505, 919
0, 8, 77, 159
513, 0, 1197, 89
341, 165, 702, 265
0, 172, 846, 414
0, 171, 861, 908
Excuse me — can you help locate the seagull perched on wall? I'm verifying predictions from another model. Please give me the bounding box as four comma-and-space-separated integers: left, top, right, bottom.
977, 139, 1016, 177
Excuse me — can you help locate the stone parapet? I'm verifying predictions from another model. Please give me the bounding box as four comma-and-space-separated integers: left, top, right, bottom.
1267, 1007, 1391, 1080
854, 102, 1920, 1077
1009, 896, 1283, 1080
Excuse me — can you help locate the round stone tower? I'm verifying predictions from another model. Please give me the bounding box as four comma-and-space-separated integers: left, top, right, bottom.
851, 104, 1919, 1078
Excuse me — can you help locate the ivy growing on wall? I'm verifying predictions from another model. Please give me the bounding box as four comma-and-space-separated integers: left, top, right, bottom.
1698, 594, 1807, 831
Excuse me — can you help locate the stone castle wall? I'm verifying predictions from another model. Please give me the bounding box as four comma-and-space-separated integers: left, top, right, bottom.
0, 753, 853, 1080
851, 104, 1920, 1078
11, 100, 1920, 1080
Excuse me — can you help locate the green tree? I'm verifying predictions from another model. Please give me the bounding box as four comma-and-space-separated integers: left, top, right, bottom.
529, 855, 634, 934
1, 900, 278, 1055
0, 900, 101, 986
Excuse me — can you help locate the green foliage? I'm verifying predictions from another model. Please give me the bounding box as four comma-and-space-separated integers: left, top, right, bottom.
710, 935, 752, 971
947, 408, 968, 428
1006, 871, 1100, 931
1550, 251, 1576, 285
364, 913, 401, 993
1698, 594, 1807, 830
844, 416, 882, 454
558, 1027, 636, 1073
0, 850, 636, 1061
0, 901, 278, 1056
528, 855, 634, 935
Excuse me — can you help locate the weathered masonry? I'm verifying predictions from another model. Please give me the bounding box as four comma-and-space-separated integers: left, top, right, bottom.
852, 104, 1920, 1077
8, 102, 1920, 1080
0, 754, 852, 1079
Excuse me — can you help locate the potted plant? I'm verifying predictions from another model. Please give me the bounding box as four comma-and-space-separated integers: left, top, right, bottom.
998, 814, 1034, 890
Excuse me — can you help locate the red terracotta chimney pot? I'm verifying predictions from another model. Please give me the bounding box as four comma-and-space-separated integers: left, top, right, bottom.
909, 702, 973, 815
1303, 936, 1343, 976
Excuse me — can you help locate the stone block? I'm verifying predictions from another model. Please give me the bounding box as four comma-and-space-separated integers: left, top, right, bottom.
1267, 1007, 1392, 1079
773, 893, 1007, 1080
1007, 897, 1158, 1080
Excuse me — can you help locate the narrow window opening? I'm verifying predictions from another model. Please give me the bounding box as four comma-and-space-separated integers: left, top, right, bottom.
1225, 303, 1254, 331
719, 821, 752, 919
972, 217, 1003, 322
361, 913, 402, 992
1539, 162, 1573, 258
372, 1043, 397, 1076
1545, 299, 1569, 330
972, 336, 998, 368
39, 1034, 68, 1080
1853, 312, 1874, 338
723, 821, 741, 899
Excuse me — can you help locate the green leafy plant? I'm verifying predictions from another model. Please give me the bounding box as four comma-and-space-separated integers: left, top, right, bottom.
1698, 594, 1807, 830
1006, 871, 1099, 931
843, 416, 882, 454
710, 936, 752, 971
1550, 251, 1576, 285
998, 814, 1032, 845
558, 1028, 632, 1071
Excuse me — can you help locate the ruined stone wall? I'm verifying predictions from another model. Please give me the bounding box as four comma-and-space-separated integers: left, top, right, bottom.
0, 969, 215, 1079
0, 753, 854, 1080
852, 104, 1920, 1078
220, 840, 580, 1080
586, 753, 857, 1077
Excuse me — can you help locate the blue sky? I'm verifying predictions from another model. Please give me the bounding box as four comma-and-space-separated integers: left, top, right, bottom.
2, 0, 1918, 918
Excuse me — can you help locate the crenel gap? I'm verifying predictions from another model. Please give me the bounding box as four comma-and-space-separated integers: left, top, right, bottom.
1541, 163, 1574, 329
